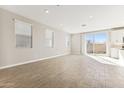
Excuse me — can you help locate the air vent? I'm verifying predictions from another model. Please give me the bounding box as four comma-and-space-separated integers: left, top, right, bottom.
111, 26, 124, 30
81, 24, 87, 27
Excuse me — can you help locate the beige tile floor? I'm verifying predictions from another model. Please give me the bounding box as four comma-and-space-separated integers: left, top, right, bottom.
0, 55, 124, 88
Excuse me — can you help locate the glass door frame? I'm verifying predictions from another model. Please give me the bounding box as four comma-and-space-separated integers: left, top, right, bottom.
84, 31, 108, 56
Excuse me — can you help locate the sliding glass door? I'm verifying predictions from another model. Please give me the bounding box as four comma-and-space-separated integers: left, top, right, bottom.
85, 32, 107, 55
86, 33, 94, 54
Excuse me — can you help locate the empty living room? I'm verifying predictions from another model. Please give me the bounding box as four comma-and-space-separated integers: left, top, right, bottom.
1, 0, 124, 91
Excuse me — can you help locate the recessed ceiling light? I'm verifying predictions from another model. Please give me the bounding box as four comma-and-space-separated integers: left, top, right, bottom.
60, 24, 63, 26
89, 16, 93, 18
44, 9, 49, 14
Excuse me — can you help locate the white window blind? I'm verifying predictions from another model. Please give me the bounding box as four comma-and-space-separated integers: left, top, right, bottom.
45, 29, 54, 48
65, 35, 70, 48
15, 19, 32, 48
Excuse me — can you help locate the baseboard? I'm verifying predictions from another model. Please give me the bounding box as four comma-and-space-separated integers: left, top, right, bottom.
0, 53, 70, 70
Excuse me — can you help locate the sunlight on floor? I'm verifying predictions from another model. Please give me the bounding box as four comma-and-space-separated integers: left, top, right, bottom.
87, 54, 122, 67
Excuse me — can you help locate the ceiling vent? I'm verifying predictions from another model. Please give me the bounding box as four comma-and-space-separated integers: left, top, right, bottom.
111, 26, 124, 31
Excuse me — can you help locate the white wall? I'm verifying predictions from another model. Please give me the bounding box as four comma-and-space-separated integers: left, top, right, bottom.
0, 8, 71, 68
71, 34, 81, 54
110, 30, 124, 44
110, 29, 124, 58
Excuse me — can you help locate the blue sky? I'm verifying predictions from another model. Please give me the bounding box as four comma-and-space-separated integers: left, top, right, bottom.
86, 32, 107, 43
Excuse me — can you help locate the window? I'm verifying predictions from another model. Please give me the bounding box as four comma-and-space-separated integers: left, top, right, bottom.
45, 29, 54, 48
85, 32, 107, 54
15, 19, 32, 48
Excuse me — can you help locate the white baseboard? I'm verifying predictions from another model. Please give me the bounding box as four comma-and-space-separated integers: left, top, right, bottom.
0, 53, 70, 70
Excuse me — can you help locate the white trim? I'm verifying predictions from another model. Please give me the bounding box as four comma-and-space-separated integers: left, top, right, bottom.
0, 53, 70, 70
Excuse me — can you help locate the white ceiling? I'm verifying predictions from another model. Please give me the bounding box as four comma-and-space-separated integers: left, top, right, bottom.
1, 5, 124, 33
